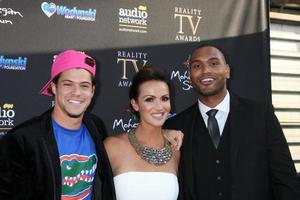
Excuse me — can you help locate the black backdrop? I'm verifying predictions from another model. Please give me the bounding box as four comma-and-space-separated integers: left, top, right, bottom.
0, 0, 270, 135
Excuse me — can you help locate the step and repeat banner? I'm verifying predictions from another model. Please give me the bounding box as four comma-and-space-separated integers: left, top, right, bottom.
0, 0, 270, 135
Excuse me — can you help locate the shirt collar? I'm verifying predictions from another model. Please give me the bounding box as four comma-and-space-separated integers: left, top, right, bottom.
198, 90, 230, 118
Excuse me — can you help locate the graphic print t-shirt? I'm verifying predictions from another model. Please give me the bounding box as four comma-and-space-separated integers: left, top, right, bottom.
52, 119, 97, 200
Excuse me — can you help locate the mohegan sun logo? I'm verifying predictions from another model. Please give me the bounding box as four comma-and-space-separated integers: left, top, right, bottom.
112, 106, 139, 133
0, 7, 23, 25
116, 50, 148, 88
170, 55, 193, 91
112, 117, 139, 132
60, 154, 97, 199
174, 7, 202, 42
118, 5, 148, 33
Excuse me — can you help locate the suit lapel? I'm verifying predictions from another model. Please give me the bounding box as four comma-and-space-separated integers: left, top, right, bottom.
41, 112, 61, 198
191, 104, 209, 154
83, 115, 116, 199
83, 116, 105, 171
181, 103, 206, 200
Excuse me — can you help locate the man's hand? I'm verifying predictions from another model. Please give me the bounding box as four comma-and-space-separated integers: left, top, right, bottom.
163, 129, 184, 151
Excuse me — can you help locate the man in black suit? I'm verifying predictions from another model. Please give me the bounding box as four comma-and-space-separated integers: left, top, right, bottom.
165, 44, 300, 200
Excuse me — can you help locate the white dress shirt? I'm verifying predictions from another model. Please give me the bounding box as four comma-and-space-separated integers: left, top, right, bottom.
198, 91, 230, 136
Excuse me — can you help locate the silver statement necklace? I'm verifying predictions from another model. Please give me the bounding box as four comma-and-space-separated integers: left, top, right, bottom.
128, 128, 172, 165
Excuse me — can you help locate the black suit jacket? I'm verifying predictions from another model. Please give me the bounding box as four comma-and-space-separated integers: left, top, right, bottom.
165, 94, 300, 200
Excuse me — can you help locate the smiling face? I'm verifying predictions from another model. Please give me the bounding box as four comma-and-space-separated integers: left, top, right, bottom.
131, 80, 171, 128
189, 46, 230, 103
51, 68, 95, 122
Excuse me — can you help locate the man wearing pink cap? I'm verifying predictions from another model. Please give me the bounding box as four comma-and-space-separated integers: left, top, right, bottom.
0, 50, 115, 200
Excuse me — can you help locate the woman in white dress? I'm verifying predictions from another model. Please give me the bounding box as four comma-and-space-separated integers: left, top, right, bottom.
104, 65, 180, 200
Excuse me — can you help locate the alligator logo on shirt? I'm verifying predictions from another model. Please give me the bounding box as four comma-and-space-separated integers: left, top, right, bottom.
60, 154, 97, 200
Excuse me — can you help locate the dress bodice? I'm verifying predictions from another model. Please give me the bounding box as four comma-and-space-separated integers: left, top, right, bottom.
113, 172, 179, 200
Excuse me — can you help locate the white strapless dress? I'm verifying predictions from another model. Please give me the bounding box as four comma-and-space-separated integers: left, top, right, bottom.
113, 172, 179, 200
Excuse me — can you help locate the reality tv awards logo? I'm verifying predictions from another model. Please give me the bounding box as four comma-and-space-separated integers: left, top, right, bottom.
174, 7, 202, 42
116, 50, 148, 88
118, 5, 148, 33
0, 55, 27, 71
0, 103, 16, 131
0, 7, 23, 25
170, 55, 193, 91
41, 2, 97, 21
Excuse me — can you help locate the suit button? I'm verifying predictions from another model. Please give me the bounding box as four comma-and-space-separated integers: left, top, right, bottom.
217, 176, 222, 180
218, 192, 223, 197
216, 160, 220, 164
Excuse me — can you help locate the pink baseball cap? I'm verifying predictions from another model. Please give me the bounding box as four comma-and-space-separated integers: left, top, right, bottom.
39, 49, 96, 96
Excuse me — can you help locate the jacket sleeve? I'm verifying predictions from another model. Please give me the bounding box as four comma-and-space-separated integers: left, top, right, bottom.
0, 135, 12, 200
0, 132, 31, 200
267, 104, 300, 199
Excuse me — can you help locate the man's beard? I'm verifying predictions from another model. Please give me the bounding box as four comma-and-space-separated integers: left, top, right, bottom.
67, 111, 85, 118
192, 82, 225, 97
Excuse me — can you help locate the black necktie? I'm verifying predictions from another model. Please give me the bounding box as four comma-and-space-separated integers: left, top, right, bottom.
206, 109, 220, 149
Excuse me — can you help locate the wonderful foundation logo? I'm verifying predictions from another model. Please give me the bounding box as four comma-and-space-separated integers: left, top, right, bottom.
41, 2, 97, 21
0, 55, 27, 71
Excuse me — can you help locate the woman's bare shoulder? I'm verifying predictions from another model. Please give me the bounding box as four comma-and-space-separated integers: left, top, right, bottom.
104, 132, 128, 149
